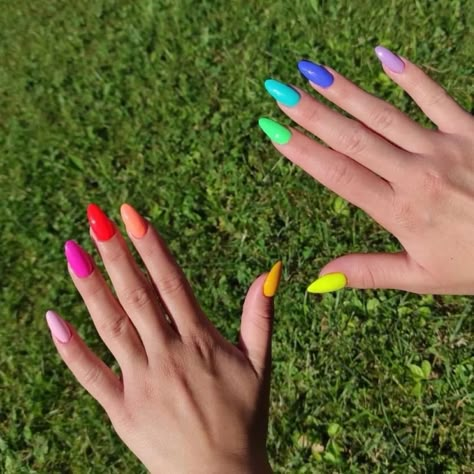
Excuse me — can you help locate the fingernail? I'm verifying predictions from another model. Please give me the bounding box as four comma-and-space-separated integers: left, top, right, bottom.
258, 118, 292, 145
374, 46, 405, 74
264, 79, 301, 107
297, 60, 334, 88
45, 310, 71, 343
64, 240, 93, 278
87, 203, 115, 241
307, 272, 347, 294
120, 203, 148, 239
263, 261, 282, 297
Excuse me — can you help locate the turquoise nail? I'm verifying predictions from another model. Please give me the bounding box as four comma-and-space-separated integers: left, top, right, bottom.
264, 79, 300, 107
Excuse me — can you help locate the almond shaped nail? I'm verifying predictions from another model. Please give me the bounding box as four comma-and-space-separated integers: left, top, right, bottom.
374, 46, 405, 73
120, 203, 148, 239
258, 118, 292, 145
264, 79, 301, 107
64, 240, 93, 278
87, 203, 115, 241
307, 272, 347, 294
45, 310, 72, 343
263, 261, 283, 297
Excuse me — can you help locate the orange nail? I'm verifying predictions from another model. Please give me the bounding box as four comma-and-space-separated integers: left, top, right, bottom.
263, 261, 282, 297
120, 204, 148, 239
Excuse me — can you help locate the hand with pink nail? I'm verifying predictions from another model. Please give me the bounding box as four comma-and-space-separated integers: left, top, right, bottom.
263, 46, 474, 294
47, 204, 279, 473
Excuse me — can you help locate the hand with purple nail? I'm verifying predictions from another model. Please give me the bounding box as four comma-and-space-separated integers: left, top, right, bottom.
47, 204, 279, 473
261, 46, 474, 295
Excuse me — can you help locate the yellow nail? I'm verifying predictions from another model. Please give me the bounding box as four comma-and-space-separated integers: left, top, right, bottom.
263, 261, 282, 297
307, 272, 347, 294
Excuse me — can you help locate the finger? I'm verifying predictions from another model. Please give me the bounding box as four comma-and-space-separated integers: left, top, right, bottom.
259, 118, 394, 226
65, 240, 147, 368
318, 251, 429, 292
274, 87, 410, 182
239, 262, 281, 376
87, 204, 175, 351
120, 204, 206, 338
293, 61, 434, 153
45, 310, 123, 418
374, 46, 472, 134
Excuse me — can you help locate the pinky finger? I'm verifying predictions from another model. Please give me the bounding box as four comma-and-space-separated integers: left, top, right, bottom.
45, 310, 123, 417
375, 46, 472, 134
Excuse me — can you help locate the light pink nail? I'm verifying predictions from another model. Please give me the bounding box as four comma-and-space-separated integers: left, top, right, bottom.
374, 45, 405, 74
46, 310, 71, 343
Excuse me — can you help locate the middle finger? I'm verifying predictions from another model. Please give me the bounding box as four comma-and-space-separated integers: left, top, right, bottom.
268, 84, 410, 182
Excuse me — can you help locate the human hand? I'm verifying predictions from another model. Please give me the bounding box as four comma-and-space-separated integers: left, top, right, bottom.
46, 204, 280, 473
260, 46, 474, 295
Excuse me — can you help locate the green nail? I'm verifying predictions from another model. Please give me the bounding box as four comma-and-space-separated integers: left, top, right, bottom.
258, 118, 291, 145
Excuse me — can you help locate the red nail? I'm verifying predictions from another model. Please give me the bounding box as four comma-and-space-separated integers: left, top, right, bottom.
87, 203, 115, 241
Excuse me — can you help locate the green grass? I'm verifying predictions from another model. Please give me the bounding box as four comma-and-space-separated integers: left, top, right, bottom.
1, 0, 473, 472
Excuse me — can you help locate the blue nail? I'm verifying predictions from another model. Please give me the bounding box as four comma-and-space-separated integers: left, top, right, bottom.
264, 79, 301, 107
297, 60, 334, 88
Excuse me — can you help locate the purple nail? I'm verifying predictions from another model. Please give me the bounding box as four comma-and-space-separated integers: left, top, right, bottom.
64, 240, 93, 278
374, 46, 405, 74
46, 310, 72, 343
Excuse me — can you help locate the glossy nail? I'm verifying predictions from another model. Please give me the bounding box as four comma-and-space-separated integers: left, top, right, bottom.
264, 79, 301, 107
298, 60, 334, 88
258, 118, 292, 145
307, 272, 347, 294
263, 261, 283, 297
87, 203, 115, 241
374, 46, 405, 73
64, 240, 93, 278
120, 203, 148, 239
45, 310, 71, 343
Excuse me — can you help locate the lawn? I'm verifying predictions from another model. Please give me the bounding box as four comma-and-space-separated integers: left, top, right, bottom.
0, 0, 473, 472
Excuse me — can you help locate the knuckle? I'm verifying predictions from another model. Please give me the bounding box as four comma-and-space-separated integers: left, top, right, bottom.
369, 104, 396, 132
81, 281, 105, 300
423, 87, 449, 108
338, 124, 367, 155
325, 160, 354, 187
156, 272, 187, 297
106, 247, 126, 265
100, 314, 130, 341
391, 197, 418, 232
182, 331, 219, 369
122, 286, 153, 310
159, 354, 186, 381
420, 166, 450, 200
300, 103, 321, 124
353, 264, 377, 289
249, 312, 272, 335
81, 364, 103, 388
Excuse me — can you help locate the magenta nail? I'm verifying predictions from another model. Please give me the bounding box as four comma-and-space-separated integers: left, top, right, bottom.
46, 310, 72, 343
64, 240, 93, 278
374, 46, 405, 74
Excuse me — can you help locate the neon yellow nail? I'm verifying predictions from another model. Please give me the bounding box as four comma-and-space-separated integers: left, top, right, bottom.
307, 272, 347, 294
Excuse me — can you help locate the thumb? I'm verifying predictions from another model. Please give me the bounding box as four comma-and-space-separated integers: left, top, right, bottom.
315, 251, 427, 292
239, 262, 282, 376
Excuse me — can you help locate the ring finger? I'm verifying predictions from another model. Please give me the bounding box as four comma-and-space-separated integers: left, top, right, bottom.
65, 240, 147, 369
